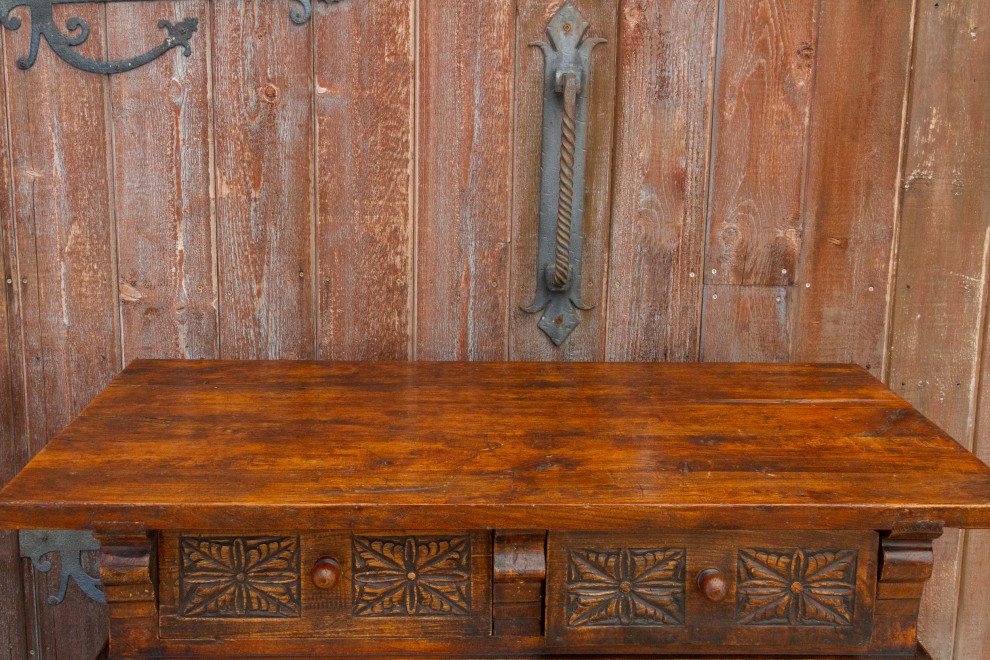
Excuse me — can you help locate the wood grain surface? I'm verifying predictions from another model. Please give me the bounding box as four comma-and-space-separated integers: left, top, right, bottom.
212, 1, 315, 360
315, 0, 414, 360
2, 3, 118, 657
700, 0, 815, 364
0, 33, 25, 660
790, 0, 914, 379
0, 0, 985, 656
158, 529, 492, 641
545, 530, 877, 654
0, 46, 33, 648
2, 360, 989, 534
416, 0, 514, 360
107, 1, 217, 362
605, 0, 717, 362
889, 1, 990, 658
701, 285, 790, 362
704, 0, 815, 287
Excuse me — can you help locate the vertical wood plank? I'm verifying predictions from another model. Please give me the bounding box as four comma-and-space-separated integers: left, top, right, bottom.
961, 332, 990, 657
700, 0, 816, 366
416, 0, 514, 360
605, 0, 717, 362
886, 2, 990, 659
509, 0, 619, 361
0, 532, 24, 660
315, 0, 414, 360
791, 0, 914, 378
213, 1, 315, 360
701, 285, 791, 362
704, 0, 816, 287
2, 3, 118, 657
107, 1, 217, 362
0, 22, 26, 660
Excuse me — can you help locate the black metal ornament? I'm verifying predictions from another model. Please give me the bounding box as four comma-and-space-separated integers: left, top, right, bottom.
0, 0, 340, 75
19, 529, 105, 605
522, 2, 603, 346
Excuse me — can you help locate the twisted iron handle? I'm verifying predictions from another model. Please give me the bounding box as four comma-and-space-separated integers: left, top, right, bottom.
552, 72, 579, 290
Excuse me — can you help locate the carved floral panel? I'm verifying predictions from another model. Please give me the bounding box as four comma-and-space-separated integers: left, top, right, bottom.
351, 535, 472, 617
565, 547, 686, 627
736, 548, 858, 627
179, 536, 301, 618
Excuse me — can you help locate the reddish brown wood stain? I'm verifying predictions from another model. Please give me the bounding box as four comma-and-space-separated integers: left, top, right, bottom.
315, 0, 414, 360
212, 1, 316, 360
0, 0, 986, 657
2, 360, 989, 533
107, 1, 217, 363
416, 0, 514, 360
0, 32, 25, 660
605, 0, 717, 363
1, 360, 985, 658
704, 0, 815, 287
790, 0, 914, 377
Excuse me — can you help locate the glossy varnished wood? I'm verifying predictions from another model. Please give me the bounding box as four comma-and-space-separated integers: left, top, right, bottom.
1, 360, 989, 533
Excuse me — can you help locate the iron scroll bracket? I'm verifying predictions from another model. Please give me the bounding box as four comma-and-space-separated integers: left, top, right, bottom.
522, 2, 603, 346
0, 0, 339, 75
19, 529, 106, 605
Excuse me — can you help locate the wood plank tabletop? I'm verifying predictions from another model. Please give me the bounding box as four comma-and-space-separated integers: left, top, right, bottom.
1, 360, 989, 531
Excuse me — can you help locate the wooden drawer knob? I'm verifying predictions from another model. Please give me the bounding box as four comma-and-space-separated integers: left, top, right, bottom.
697, 568, 728, 602
312, 557, 341, 590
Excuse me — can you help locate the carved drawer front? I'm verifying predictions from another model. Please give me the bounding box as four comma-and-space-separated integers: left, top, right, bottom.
546, 530, 878, 654
158, 531, 491, 639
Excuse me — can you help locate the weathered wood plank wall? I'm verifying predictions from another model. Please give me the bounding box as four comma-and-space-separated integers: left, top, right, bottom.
2, 3, 119, 655
315, 0, 414, 360
0, 1, 986, 658
417, 0, 514, 360
0, 30, 25, 660
606, 0, 716, 363
891, 2, 990, 658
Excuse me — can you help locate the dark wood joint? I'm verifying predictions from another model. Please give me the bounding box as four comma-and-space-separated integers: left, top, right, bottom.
493, 530, 547, 637
870, 522, 944, 655
93, 525, 160, 659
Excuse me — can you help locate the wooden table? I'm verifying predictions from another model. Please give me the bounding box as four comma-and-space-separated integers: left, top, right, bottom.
2, 360, 989, 658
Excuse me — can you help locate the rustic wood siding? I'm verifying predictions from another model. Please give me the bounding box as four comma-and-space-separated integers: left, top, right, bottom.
0, 1, 985, 658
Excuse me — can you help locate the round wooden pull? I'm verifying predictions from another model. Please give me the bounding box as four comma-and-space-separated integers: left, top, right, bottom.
697, 568, 728, 602
312, 557, 341, 590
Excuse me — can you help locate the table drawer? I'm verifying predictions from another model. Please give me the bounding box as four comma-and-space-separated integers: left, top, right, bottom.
546, 530, 878, 653
158, 530, 491, 639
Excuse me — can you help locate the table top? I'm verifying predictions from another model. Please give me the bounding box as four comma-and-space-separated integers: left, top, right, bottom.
1, 360, 989, 531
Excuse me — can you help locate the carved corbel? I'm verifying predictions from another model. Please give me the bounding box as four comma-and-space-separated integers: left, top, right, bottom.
94, 524, 159, 659
493, 530, 547, 637
870, 521, 944, 655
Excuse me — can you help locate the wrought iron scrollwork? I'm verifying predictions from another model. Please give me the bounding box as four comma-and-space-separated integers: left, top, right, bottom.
289, 0, 340, 25
0, 0, 340, 75
19, 529, 106, 605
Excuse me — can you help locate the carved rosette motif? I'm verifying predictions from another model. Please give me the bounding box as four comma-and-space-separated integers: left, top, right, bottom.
565, 547, 686, 627
179, 536, 301, 619
351, 535, 472, 617
736, 548, 857, 627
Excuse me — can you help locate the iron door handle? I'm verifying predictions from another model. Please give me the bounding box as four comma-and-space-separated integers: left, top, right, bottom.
523, 2, 604, 346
